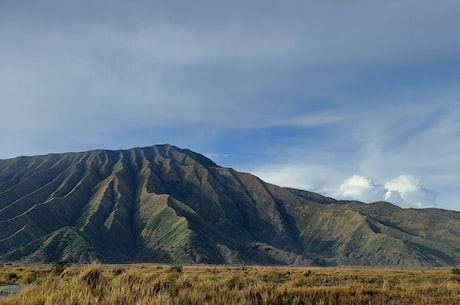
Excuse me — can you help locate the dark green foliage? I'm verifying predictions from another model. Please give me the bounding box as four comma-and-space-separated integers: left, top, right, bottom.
112, 267, 125, 276
6, 272, 18, 282
52, 260, 70, 276
452, 267, 460, 275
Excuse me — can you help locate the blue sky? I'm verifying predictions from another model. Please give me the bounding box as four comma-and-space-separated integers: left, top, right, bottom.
1, 0, 459, 211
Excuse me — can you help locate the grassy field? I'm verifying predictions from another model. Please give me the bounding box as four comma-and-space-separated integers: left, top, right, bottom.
1, 263, 459, 304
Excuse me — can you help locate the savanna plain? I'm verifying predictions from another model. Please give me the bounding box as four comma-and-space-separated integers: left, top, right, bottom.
1, 263, 459, 305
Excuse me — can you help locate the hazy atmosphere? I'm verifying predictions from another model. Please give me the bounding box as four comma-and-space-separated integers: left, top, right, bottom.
1, 0, 459, 211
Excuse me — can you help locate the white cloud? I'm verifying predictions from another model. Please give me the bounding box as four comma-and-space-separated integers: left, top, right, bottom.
254, 164, 438, 209
252, 164, 345, 195
384, 175, 420, 198
384, 175, 437, 208
335, 174, 437, 208
336, 175, 385, 203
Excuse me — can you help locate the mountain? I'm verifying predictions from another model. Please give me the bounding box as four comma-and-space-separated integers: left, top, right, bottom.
0, 145, 459, 266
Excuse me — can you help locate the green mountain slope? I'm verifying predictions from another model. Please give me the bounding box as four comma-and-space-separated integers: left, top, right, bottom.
0, 145, 459, 266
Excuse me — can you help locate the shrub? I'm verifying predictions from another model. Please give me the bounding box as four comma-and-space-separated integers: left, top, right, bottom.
167, 265, 183, 273
52, 260, 70, 276
22, 271, 37, 284
7, 272, 18, 283
227, 276, 252, 290
263, 270, 290, 284
295, 276, 310, 287
112, 267, 125, 276
452, 267, 460, 275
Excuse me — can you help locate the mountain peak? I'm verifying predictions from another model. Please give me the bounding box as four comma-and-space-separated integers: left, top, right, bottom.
0, 145, 458, 266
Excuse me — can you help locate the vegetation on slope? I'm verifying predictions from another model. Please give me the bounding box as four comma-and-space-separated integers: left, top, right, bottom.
0, 145, 459, 266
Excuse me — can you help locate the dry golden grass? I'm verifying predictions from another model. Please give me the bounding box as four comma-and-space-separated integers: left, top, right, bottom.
1, 263, 459, 305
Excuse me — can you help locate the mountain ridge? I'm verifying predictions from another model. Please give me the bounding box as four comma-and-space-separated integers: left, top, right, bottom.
0, 144, 459, 266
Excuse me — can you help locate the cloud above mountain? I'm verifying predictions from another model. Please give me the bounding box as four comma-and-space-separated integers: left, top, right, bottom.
336, 174, 437, 208
337, 175, 385, 204
383, 175, 437, 208
253, 166, 437, 209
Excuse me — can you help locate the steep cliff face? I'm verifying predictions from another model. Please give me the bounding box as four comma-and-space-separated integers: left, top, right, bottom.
0, 145, 459, 266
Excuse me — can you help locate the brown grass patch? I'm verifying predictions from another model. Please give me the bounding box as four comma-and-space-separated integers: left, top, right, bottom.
0, 264, 459, 304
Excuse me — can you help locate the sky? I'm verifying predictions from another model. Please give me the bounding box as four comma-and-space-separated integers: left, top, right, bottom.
1, 0, 459, 211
